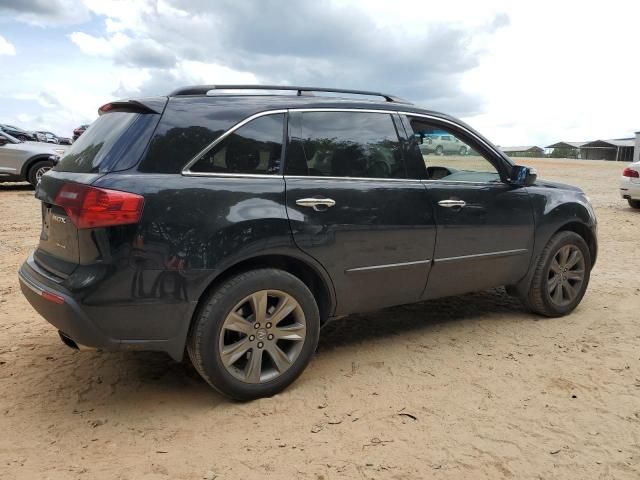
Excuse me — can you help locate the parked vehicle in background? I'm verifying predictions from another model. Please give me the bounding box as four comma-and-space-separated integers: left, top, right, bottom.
35, 131, 61, 144
620, 162, 640, 208
57, 137, 72, 145
0, 123, 37, 142
72, 124, 90, 142
418, 133, 470, 156
0, 131, 66, 186
18, 85, 597, 400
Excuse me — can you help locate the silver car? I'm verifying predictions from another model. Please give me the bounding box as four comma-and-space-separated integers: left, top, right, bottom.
0, 131, 66, 186
620, 161, 640, 209
419, 134, 470, 156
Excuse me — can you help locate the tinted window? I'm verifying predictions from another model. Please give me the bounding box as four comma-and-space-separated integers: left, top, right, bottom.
286, 112, 405, 179
410, 119, 499, 183
139, 97, 257, 173
190, 113, 284, 175
55, 112, 159, 173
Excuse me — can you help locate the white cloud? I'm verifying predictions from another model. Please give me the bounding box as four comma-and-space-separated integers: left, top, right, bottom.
68, 31, 130, 56
0, 35, 16, 55
459, 1, 640, 145
0, 0, 90, 26
2, 0, 638, 147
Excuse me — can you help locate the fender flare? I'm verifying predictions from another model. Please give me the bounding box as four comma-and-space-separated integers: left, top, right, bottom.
20, 154, 57, 179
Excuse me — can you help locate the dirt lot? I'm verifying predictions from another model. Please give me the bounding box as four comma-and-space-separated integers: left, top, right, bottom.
1, 158, 639, 479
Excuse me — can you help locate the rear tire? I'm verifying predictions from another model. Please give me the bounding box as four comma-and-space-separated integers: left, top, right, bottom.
522, 231, 591, 317
187, 269, 320, 400
27, 160, 54, 187
628, 199, 640, 209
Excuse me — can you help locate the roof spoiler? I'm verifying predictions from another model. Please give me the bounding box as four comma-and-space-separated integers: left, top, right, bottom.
98, 98, 167, 116
167, 85, 412, 104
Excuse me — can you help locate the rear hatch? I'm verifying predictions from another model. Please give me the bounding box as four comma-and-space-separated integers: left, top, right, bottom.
34, 100, 164, 278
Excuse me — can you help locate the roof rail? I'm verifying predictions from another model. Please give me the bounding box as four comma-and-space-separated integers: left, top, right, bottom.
167, 85, 412, 104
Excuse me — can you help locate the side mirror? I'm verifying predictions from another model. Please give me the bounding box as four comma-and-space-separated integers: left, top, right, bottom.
511, 165, 537, 186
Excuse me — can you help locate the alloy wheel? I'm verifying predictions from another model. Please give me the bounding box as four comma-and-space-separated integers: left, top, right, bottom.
218, 290, 307, 383
35, 166, 51, 183
547, 244, 585, 307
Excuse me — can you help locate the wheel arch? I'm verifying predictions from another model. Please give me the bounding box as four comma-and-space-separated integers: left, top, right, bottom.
20, 154, 55, 179
552, 221, 597, 267
193, 253, 336, 327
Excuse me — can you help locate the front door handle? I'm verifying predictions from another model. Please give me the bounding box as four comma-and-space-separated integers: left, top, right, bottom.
437, 199, 466, 208
296, 197, 336, 211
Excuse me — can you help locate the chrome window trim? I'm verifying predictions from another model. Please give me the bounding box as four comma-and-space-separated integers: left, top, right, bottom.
184, 172, 282, 179
182, 109, 287, 175
181, 106, 511, 185
289, 108, 396, 114
399, 110, 513, 169
284, 175, 421, 183
422, 179, 505, 186
345, 259, 431, 273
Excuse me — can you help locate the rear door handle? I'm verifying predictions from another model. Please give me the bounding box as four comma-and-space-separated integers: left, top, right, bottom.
296, 197, 336, 211
437, 199, 466, 208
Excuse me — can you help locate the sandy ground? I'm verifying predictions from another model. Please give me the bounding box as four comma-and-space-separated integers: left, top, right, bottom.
0, 158, 639, 479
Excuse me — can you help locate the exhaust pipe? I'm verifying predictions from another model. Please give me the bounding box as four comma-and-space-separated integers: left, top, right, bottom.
58, 331, 97, 352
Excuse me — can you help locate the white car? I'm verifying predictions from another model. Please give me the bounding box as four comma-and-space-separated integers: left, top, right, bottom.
620, 162, 640, 209
0, 131, 66, 186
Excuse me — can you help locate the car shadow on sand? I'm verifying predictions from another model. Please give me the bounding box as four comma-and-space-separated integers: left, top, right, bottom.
317, 287, 527, 351
19, 288, 530, 410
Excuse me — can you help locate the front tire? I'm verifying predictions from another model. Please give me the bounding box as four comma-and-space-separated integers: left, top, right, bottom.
187, 269, 320, 400
628, 199, 640, 209
27, 160, 54, 187
522, 231, 591, 317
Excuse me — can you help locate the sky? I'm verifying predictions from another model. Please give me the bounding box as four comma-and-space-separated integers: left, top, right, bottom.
0, 0, 638, 146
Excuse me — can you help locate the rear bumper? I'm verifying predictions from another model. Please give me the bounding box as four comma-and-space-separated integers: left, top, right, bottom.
19, 261, 120, 351
620, 177, 640, 200
18, 255, 196, 360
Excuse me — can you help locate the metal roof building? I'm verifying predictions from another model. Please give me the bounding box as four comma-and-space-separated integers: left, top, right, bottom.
546, 134, 639, 161
499, 145, 545, 157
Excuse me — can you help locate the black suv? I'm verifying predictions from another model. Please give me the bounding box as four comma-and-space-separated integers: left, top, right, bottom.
19, 86, 597, 400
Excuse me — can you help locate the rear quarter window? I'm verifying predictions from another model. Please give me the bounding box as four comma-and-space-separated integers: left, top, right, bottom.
138, 97, 256, 174
55, 112, 160, 173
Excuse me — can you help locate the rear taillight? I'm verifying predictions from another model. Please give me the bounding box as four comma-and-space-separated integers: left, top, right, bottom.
623, 167, 639, 178
55, 183, 144, 229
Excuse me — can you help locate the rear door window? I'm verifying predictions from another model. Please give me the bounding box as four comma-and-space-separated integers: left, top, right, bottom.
55, 112, 160, 173
189, 113, 284, 175
285, 111, 406, 179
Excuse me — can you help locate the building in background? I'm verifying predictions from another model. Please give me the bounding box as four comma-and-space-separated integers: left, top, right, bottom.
546, 133, 639, 161
545, 141, 585, 159
579, 138, 635, 161
499, 145, 545, 157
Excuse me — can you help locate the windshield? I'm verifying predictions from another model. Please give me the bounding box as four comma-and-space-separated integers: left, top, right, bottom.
55, 111, 160, 173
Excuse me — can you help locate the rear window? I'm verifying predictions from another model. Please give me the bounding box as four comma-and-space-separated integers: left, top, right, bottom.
55, 112, 159, 173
